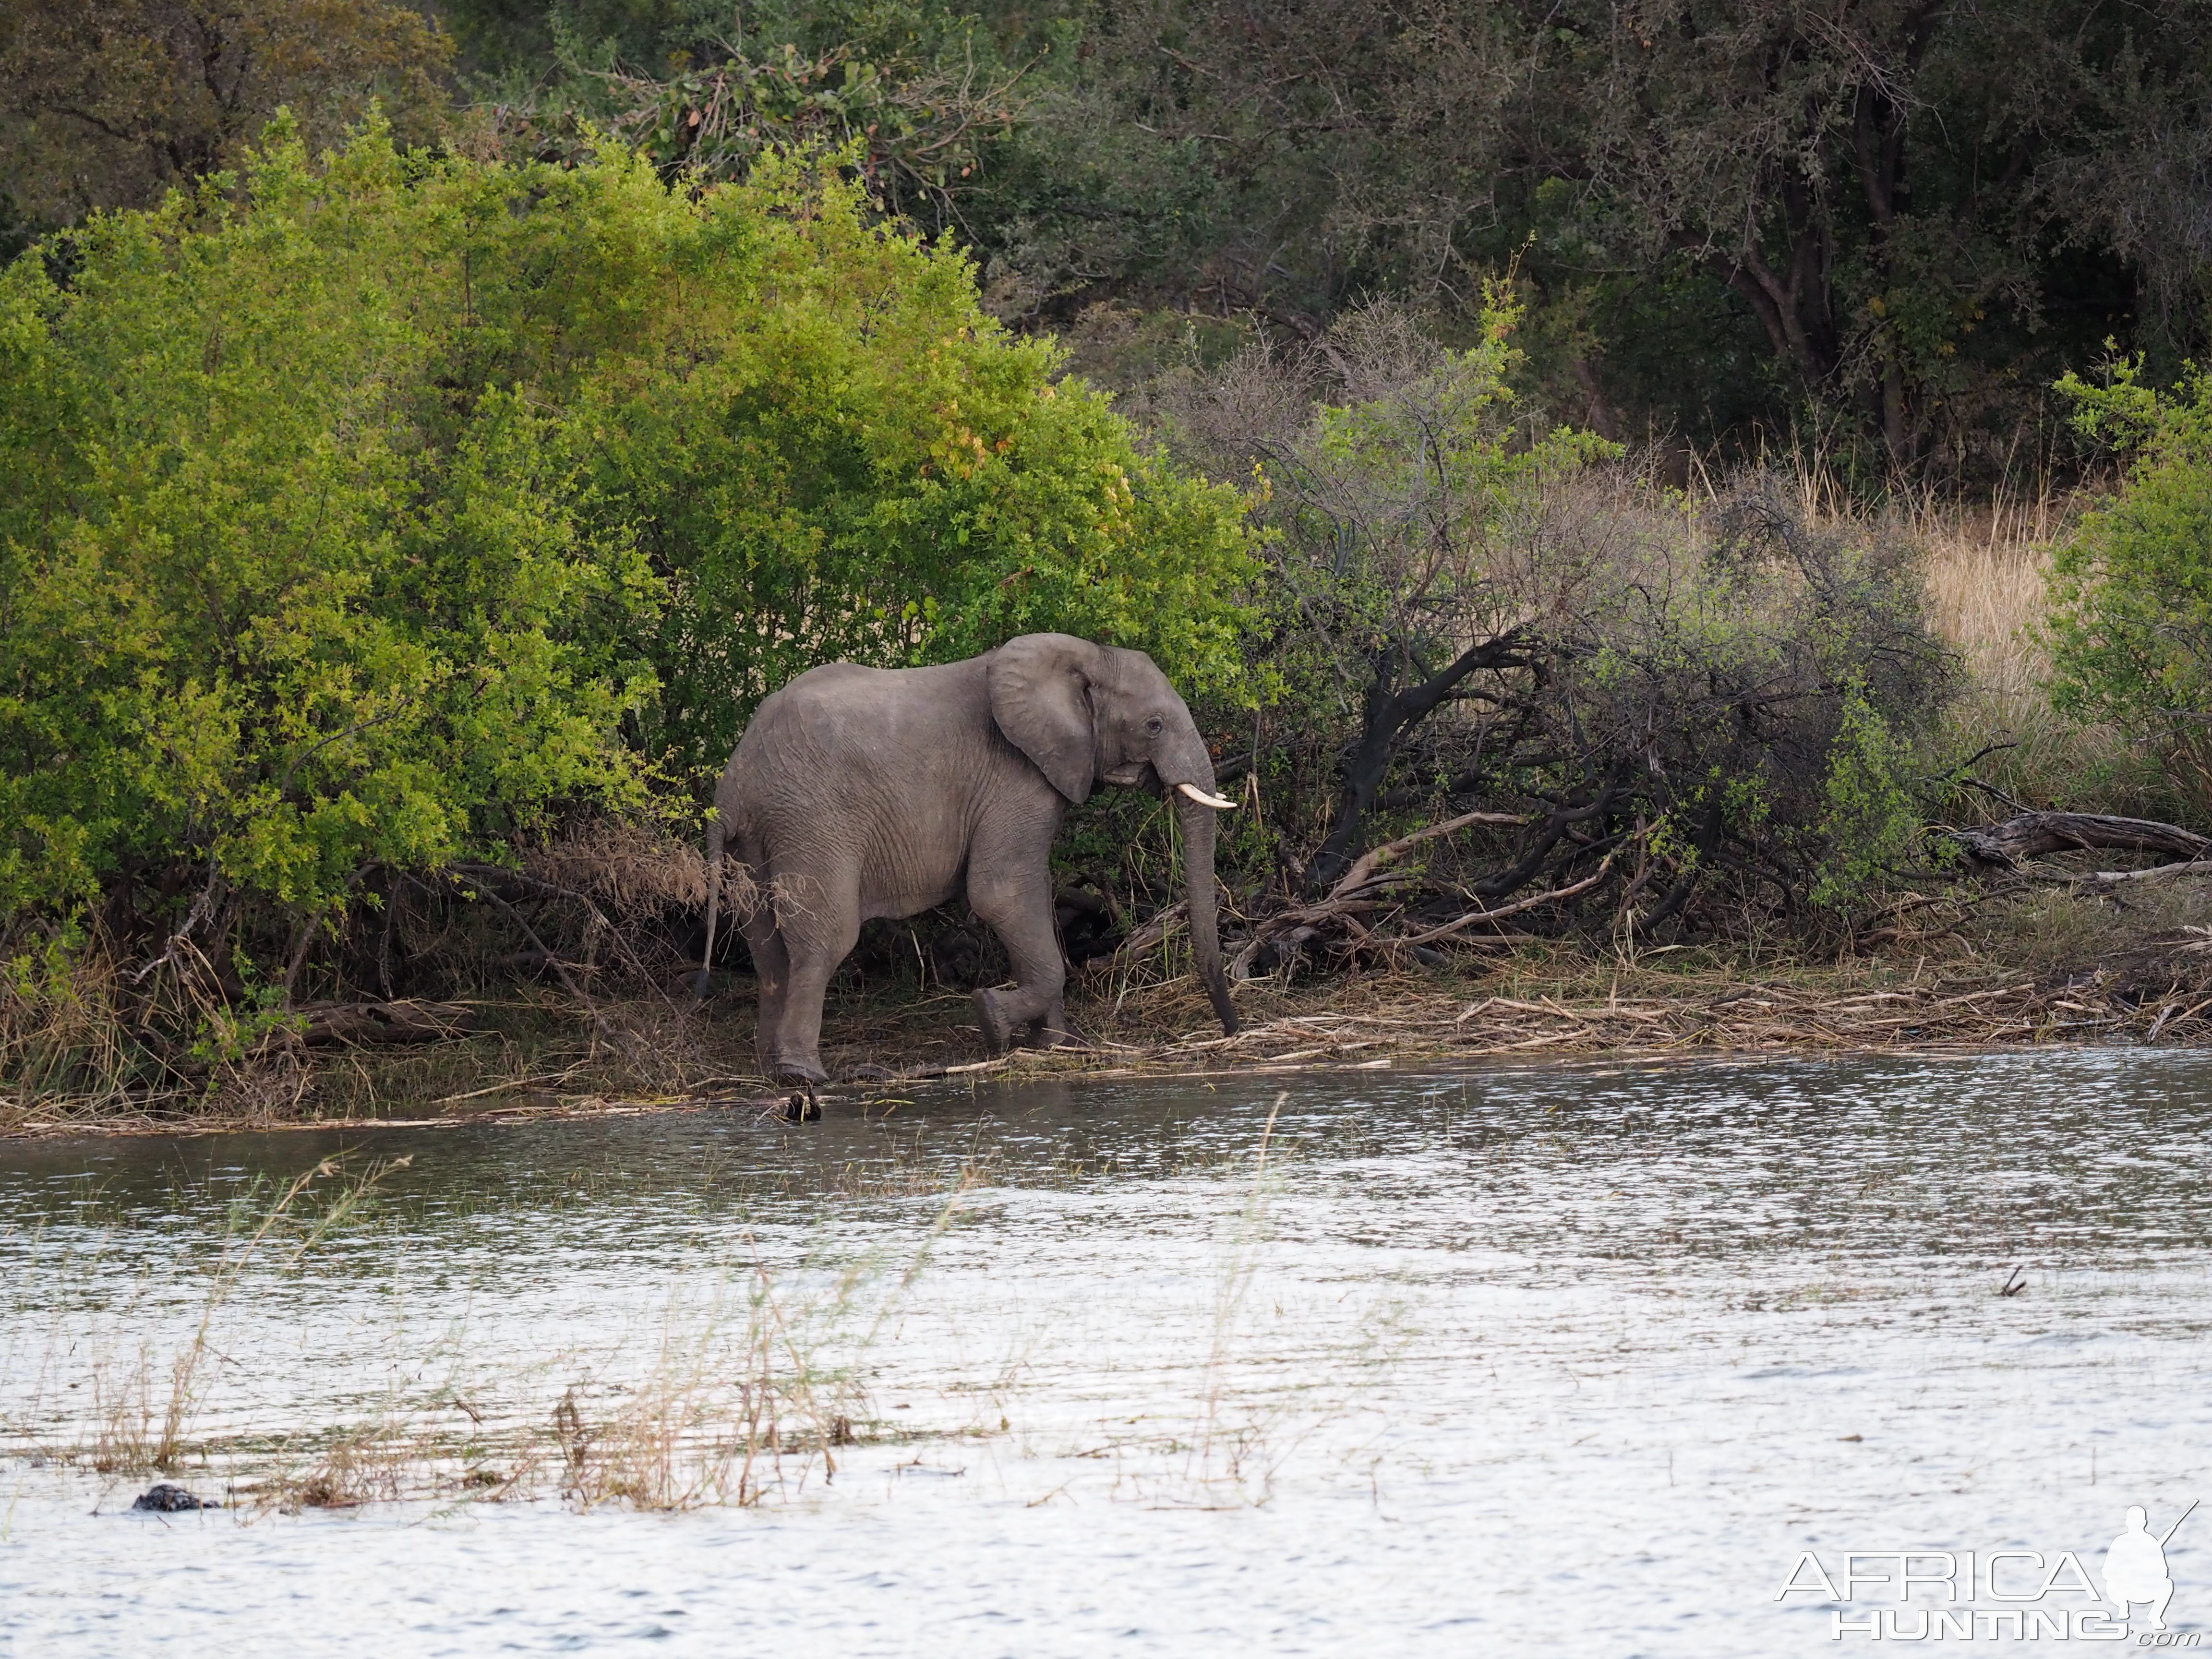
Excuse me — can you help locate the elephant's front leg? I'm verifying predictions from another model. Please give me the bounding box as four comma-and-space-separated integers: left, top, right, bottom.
966, 826, 1078, 1053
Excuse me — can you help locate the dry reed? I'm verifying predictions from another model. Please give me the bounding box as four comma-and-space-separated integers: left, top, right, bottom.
27, 1232, 921, 1515
72, 1155, 410, 1476
1923, 505, 2056, 730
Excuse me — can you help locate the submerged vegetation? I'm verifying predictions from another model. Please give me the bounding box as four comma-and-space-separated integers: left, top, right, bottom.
9, 1150, 968, 1511
3, 4, 2212, 1125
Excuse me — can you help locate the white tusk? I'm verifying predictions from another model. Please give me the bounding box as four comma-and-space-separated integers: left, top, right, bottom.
1175, 782, 1237, 809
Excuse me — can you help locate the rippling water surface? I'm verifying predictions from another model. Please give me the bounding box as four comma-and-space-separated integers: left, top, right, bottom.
2, 1048, 2209, 1656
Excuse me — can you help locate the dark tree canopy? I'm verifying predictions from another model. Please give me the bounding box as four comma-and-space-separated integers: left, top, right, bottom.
0, 0, 451, 228
995, 0, 2212, 480
8, 0, 2206, 478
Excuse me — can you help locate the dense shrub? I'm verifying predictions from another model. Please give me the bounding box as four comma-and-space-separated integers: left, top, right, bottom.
1550, 482, 1947, 926
575, 143, 1259, 768
0, 117, 1258, 1085
0, 126, 661, 929
2050, 358, 2212, 802
1152, 301, 1954, 944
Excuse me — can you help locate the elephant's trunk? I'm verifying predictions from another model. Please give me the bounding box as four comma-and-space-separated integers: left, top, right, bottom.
1176, 791, 1238, 1036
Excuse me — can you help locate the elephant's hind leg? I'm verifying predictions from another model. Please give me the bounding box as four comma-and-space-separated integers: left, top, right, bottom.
738, 903, 795, 1081
966, 848, 1076, 1054
761, 872, 861, 1084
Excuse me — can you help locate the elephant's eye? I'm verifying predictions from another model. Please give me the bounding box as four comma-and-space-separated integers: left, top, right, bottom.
1145, 715, 1164, 734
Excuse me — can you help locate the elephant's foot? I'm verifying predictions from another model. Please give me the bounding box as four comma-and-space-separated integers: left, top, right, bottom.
761, 1050, 829, 1086
975, 987, 1057, 1054
976, 988, 1081, 1055
972, 987, 1017, 1055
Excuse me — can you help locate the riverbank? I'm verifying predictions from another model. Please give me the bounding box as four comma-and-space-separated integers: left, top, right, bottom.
10, 882, 2210, 1139
13, 491, 2201, 1141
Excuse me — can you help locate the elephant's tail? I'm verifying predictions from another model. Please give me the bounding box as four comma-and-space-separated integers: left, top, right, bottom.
695, 816, 725, 1001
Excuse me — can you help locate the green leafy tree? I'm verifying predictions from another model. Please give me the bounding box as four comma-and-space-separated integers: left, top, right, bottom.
0, 123, 662, 934
458, 0, 1059, 246
575, 147, 1259, 769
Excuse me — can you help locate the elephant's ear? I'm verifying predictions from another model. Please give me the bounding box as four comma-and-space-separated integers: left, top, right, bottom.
987, 634, 1096, 804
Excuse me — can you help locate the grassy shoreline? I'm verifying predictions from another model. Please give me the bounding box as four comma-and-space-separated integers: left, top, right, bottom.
10, 915, 2207, 1139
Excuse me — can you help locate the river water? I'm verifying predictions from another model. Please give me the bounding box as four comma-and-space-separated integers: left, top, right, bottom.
1, 1049, 2208, 1656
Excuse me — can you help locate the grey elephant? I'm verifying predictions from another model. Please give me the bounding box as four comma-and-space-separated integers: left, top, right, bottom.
697, 633, 1240, 1083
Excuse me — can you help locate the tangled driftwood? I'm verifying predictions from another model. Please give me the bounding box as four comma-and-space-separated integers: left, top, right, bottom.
1143, 978, 2130, 1067
1230, 811, 1625, 976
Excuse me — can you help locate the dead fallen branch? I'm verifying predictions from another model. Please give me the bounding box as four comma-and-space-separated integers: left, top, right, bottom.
2071, 859, 2212, 885
1325, 811, 1533, 902
293, 1001, 481, 1047
1114, 901, 1188, 961
1227, 815, 1613, 978
1394, 852, 1621, 950
1952, 811, 2211, 869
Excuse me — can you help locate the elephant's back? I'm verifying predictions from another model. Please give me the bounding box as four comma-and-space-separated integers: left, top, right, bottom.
738, 660, 976, 757
724, 659, 987, 836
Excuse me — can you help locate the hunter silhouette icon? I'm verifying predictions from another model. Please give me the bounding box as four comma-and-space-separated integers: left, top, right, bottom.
2104, 1500, 2196, 1631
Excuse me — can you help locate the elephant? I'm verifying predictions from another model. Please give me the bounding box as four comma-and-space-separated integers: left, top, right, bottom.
696, 632, 1240, 1084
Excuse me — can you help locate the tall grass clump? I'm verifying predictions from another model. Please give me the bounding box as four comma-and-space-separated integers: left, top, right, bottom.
1915, 484, 2164, 816
71, 1154, 407, 1475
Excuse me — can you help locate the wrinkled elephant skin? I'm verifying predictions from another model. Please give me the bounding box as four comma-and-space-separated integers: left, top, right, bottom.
697, 634, 1238, 1084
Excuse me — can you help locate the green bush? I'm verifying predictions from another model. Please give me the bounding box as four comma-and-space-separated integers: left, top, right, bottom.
1811, 685, 1922, 912
0, 125, 662, 927
577, 145, 1259, 768
0, 117, 1260, 958
2050, 357, 2212, 798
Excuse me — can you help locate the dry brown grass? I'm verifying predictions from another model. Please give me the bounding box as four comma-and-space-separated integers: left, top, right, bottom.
1915, 489, 2170, 814
270, 1426, 414, 1511
30, 1219, 911, 1515
0, 938, 316, 1133
248, 1272, 866, 1514
43, 1156, 414, 1492
524, 817, 760, 921
1923, 499, 2058, 733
